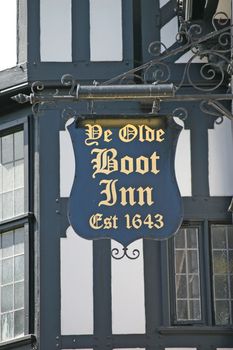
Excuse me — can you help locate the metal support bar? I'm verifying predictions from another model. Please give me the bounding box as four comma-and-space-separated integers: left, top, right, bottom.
12, 84, 176, 104
11, 89, 233, 105
75, 84, 175, 100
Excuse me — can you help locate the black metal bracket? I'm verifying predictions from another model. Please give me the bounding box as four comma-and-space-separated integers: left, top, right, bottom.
11, 10, 233, 122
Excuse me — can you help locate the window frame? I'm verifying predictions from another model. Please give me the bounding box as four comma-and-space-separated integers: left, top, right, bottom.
0, 116, 32, 343
209, 221, 233, 326
169, 221, 205, 326
170, 220, 233, 327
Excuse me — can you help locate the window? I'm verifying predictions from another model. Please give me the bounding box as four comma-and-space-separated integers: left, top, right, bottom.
0, 130, 24, 220
211, 224, 233, 325
0, 228, 25, 341
173, 227, 202, 322
171, 223, 233, 326
0, 121, 29, 342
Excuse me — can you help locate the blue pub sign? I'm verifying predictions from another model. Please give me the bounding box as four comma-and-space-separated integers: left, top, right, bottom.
68, 116, 183, 247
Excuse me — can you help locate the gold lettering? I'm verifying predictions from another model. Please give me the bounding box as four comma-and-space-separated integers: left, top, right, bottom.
91, 148, 118, 178
136, 156, 149, 175
121, 156, 133, 175
154, 213, 164, 228
150, 152, 160, 175
119, 124, 138, 142
137, 187, 154, 206
89, 214, 118, 229
156, 129, 165, 142
89, 213, 103, 229
99, 179, 118, 206
138, 125, 155, 142
85, 124, 112, 146
103, 215, 118, 229
119, 187, 136, 206
105, 129, 112, 143
85, 124, 102, 146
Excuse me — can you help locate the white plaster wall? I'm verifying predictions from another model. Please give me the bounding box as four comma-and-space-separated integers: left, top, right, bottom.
160, 17, 178, 51
40, 0, 72, 61
60, 122, 75, 198
111, 240, 145, 334
89, 0, 123, 61
160, 0, 169, 7
174, 118, 192, 197
61, 227, 93, 335
208, 119, 233, 196
0, 1, 17, 71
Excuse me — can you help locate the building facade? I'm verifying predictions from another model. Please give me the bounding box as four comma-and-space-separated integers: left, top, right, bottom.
0, 1, 233, 350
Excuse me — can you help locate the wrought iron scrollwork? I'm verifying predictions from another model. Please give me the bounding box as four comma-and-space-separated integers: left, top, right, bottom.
61, 74, 76, 96
11, 10, 233, 122
172, 107, 188, 121
102, 11, 232, 95
111, 246, 140, 260
200, 100, 233, 123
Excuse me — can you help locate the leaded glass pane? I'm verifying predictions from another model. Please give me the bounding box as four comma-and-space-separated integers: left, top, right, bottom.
212, 226, 227, 249
14, 228, 24, 255
187, 251, 198, 273
0, 229, 25, 341
176, 275, 187, 298
211, 224, 233, 325
0, 130, 25, 221
14, 160, 24, 189
1, 285, 13, 313
2, 232, 13, 258
14, 310, 24, 338
189, 300, 201, 320
14, 255, 24, 282
2, 135, 13, 164
1, 312, 13, 341
177, 300, 188, 320
14, 131, 24, 161
2, 258, 13, 285
174, 227, 201, 321
14, 282, 24, 310
214, 275, 229, 299
175, 228, 185, 248
175, 250, 186, 273
2, 192, 14, 220
2, 163, 14, 192
14, 188, 24, 216
188, 275, 200, 299
187, 228, 197, 248
215, 301, 230, 325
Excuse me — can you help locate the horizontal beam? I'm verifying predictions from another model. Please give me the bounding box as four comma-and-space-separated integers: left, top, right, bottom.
12, 86, 233, 105
12, 84, 176, 104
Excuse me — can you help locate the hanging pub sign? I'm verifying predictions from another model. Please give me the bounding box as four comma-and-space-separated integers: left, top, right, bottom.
68, 116, 183, 247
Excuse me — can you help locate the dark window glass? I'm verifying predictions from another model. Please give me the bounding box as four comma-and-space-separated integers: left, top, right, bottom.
211, 224, 233, 325
174, 227, 201, 321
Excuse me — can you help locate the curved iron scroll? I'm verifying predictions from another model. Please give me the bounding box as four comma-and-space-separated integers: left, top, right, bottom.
111, 247, 140, 260
11, 11, 233, 121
